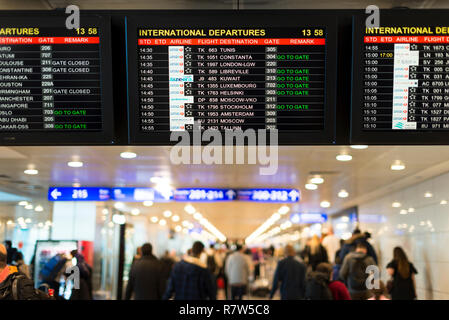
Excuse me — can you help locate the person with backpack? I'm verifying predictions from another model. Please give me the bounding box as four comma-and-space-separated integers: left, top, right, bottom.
0, 244, 51, 300
40, 253, 69, 298
339, 229, 378, 265
339, 242, 376, 300
316, 262, 351, 300
12, 252, 31, 279
304, 262, 333, 300
69, 250, 93, 300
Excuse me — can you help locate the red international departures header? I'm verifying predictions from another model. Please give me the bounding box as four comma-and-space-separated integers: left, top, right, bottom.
364, 36, 449, 43
138, 38, 326, 45
0, 37, 100, 44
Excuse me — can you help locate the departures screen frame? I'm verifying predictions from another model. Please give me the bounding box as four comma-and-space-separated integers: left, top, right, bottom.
126, 10, 337, 145
0, 13, 114, 145
351, 11, 449, 144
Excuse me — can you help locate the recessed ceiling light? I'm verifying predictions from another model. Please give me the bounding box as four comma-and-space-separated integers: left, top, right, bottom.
34, 205, 44, 212
305, 183, 318, 190
102, 209, 109, 215
150, 216, 158, 223
400, 209, 408, 215
172, 215, 180, 222
163, 210, 172, 218
424, 192, 433, 198
350, 145, 368, 149
143, 201, 153, 207
18, 201, 28, 206
114, 202, 125, 210
338, 190, 349, 198
391, 161, 405, 171
392, 202, 401, 208
310, 176, 324, 184
25, 204, 33, 210
72, 182, 81, 188
320, 201, 331, 208
68, 161, 83, 168
120, 152, 137, 159
131, 208, 140, 216
441, 200, 448, 205
194, 212, 203, 220
336, 154, 352, 161
175, 225, 182, 232
112, 214, 126, 225
278, 206, 290, 215
184, 204, 196, 214
408, 208, 415, 213
159, 219, 167, 226
24, 169, 38, 175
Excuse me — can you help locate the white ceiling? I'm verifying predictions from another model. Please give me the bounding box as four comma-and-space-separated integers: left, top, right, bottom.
2, 146, 449, 238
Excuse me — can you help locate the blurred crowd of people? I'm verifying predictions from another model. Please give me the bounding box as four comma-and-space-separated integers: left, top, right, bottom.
124, 226, 418, 300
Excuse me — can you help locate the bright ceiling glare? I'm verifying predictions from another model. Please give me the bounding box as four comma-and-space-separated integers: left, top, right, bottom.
175, 225, 182, 232
18, 201, 28, 206
391, 161, 405, 171
310, 176, 324, 184
143, 201, 153, 207
112, 214, 126, 225
150, 216, 159, 223
305, 183, 318, 190
34, 205, 44, 212
278, 206, 290, 215
424, 192, 433, 198
184, 204, 196, 214
114, 202, 125, 210
320, 201, 331, 208
441, 200, 448, 205
172, 215, 180, 222
400, 209, 408, 215
392, 202, 401, 208
336, 154, 352, 161
163, 210, 172, 218
350, 145, 368, 150
159, 219, 167, 226
408, 208, 415, 213
24, 169, 38, 175
120, 151, 137, 159
25, 204, 33, 210
68, 161, 83, 168
338, 189, 349, 198
194, 212, 203, 220
131, 208, 140, 216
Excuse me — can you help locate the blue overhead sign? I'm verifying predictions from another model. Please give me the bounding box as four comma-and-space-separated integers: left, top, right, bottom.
290, 213, 328, 224
112, 187, 172, 202
48, 187, 111, 201
174, 188, 237, 201
237, 189, 300, 202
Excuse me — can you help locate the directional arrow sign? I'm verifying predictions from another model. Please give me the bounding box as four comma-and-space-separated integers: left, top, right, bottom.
50, 188, 62, 200
48, 187, 111, 201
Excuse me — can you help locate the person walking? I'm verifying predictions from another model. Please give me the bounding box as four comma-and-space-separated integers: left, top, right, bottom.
316, 262, 351, 300
270, 244, 306, 300
225, 244, 250, 300
302, 235, 328, 271
386, 247, 418, 300
321, 227, 341, 264
125, 243, 165, 300
339, 229, 378, 264
339, 242, 376, 300
163, 241, 215, 300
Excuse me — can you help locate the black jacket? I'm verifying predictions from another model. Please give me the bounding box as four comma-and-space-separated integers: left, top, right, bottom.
270, 256, 306, 300
125, 255, 165, 300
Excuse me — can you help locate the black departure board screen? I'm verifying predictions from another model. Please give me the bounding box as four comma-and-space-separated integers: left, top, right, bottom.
127, 12, 336, 144
0, 15, 113, 144
352, 12, 449, 144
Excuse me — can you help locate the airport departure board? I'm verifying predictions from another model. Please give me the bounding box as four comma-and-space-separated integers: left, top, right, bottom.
127, 12, 336, 144
0, 15, 113, 144
352, 13, 449, 144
